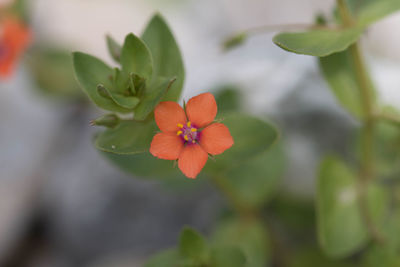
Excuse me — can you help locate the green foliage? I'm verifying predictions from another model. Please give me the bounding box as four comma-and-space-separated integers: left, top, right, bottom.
223, 33, 248, 51
319, 49, 376, 118
73, 52, 130, 113
142, 14, 185, 101
95, 120, 157, 154
73, 14, 185, 121
28, 47, 81, 100
145, 227, 247, 267
222, 141, 285, 208
214, 86, 242, 113
317, 157, 388, 258
212, 218, 270, 267
179, 227, 210, 264
120, 33, 153, 82
106, 35, 122, 63
348, 0, 400, 27
273, 27, 363, 57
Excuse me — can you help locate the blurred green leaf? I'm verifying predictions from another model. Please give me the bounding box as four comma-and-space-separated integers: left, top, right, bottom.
95, 120, 156, 154
120, 33, 153, 82
361, 244, 400, 267
350, 0, 400, 27
28, 48, 81, 100
214, 86, 242, 113
317, 156, 368, 258
106, 35, 122, 63
134, 77, 176, 120
379, 106, 400, 127
206, 113, 278, 173
212, 218, 270, 267
223, 33, 248, 51
73, 52, 130, 113
179, 227, 209, 264
222, 141, 285, 208
142, 14, 185, 101
145, 249, 181, 267
273, 27, 363, 57
319, 50, 367, 118
289, 247, 354, 267
210, 246, 246, 267
317, 157, 388, 258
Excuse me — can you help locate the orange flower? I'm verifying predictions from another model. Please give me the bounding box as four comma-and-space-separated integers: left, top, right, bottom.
0, 17, 31, 78
150, 93, 234, 179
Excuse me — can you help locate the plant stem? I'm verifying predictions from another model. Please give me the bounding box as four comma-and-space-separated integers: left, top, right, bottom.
337, 0, 385, 243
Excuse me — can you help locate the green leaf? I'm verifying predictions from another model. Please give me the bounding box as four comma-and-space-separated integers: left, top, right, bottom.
210, 247, 246, 267
317, 157, 369, 258
106, 35, 122, 63
289, 247, 354, 267
352, 0, 400, 27
145, 249, 181, 267
361, 244, 400, 267
120, 33, 153, 82
28, 47, 81, 99
91, 114, 120, 128
320, 50, 364, 117
95, 120, 157, 154
273, 27, 364, 57
214, 86, 242, 113
205, 113, 278, 172
101, 152, 185, 179
97, 84, 140, 109
142, 14, 185, 101
134, 77, 176, 120
212, 218, 270, 267
223, 141, 285, 208
73, 52, 130, 113
179, 227, 209, 263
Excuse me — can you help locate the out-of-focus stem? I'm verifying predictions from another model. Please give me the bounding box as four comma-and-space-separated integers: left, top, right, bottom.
337, 0, 385, 244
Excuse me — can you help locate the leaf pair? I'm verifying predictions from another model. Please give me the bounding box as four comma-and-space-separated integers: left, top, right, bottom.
273, 0, 400, 57
145, 227, 248, 267
73, 14, 185, 120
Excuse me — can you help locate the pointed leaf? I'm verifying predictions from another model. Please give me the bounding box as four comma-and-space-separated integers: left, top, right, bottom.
106, 35, 122, 63
210, 247, 246, 267
352, 0, 400, 27
145, 249, 181, 267
142, 14, 185, 101
273, 27, 364, 57
95, 120, 157, 154
179, 227, 209, 263
73, 52, 130, 113
120, 33, 153, 82
134, 77, 176, 120
212, 218, 270, 267
317, 157, 367, 257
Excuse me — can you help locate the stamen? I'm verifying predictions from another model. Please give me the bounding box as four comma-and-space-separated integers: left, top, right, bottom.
184, 135, 189, 141
187, 121, 191, 127
177, 130, 183, 136
177, 123, 184, 128
191, 128, 197, 132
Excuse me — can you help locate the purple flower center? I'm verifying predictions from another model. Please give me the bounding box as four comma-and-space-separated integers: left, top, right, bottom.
177, 121, 199, 144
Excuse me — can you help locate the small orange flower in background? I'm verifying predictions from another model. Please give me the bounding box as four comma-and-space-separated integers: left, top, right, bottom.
0, 17, 31, 79
150, 93, 234, 179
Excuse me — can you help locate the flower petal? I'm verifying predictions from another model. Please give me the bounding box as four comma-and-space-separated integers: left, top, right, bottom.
178, 144, 208, 179
150, 132, 184, 160
199, 123, 234, 155
154, 101, 187, 132
186, 93, 217, 128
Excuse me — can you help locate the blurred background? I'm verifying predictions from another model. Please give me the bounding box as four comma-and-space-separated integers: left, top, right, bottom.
1, 0, 400, 266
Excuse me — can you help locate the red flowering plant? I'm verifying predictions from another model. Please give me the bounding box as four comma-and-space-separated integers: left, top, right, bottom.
74, 13, 280, 266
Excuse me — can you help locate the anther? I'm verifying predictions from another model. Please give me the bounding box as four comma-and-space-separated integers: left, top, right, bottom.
191, 128, 197, 132
177, 130, 183, 136
177, 123, 183, 128
187, 121, 191, 127
184, 135, 189, 141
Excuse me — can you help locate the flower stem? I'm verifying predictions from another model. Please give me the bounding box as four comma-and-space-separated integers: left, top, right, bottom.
337, 0, 385, 244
